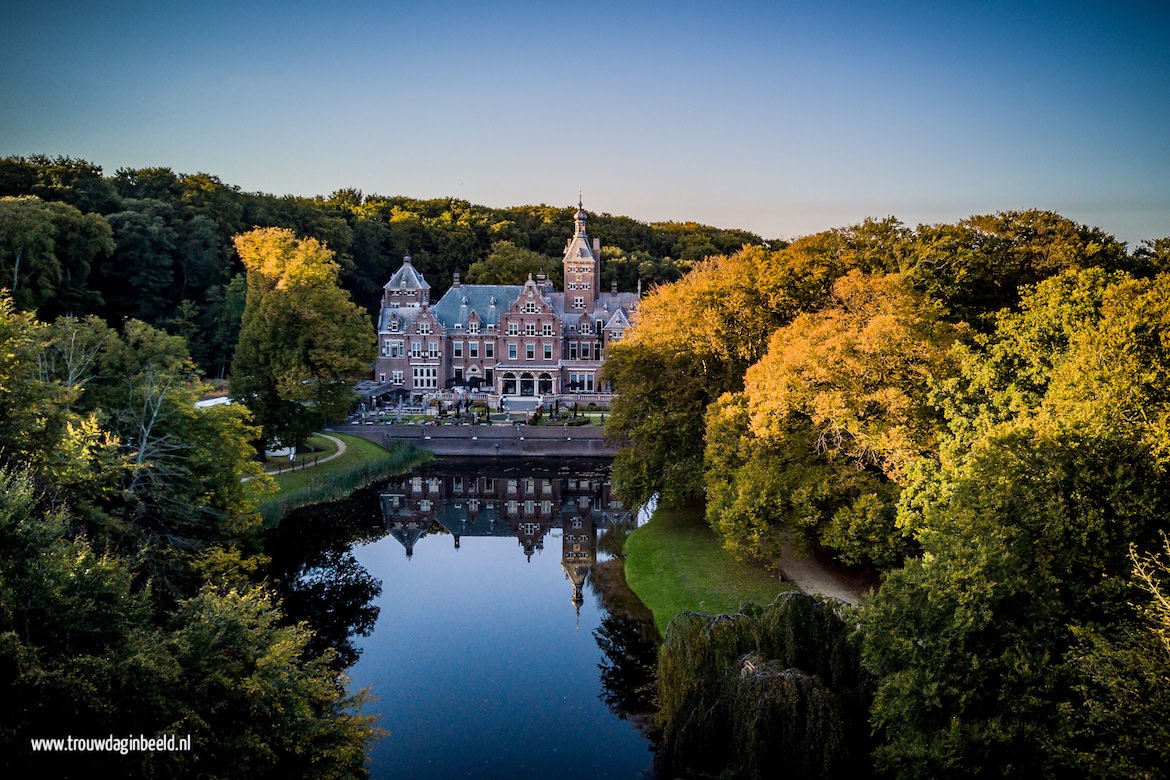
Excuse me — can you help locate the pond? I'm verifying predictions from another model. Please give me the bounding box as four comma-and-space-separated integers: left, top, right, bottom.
266, 458, 660, 779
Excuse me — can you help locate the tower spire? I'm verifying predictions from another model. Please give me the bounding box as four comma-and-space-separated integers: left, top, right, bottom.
573, 193, 587, 237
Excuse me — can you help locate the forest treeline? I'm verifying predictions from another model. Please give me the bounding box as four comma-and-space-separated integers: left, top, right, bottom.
0, 154, 762, 379
603, 214, 1170, 777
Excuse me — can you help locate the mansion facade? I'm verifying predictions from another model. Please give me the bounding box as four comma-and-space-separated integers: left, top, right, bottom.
371, 202, 638, 402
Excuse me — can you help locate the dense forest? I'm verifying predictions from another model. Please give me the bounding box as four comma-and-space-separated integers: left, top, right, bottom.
0, 154, 763, 379
604, 214, 1170, 777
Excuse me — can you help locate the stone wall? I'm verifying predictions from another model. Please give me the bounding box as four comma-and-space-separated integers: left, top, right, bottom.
331, 423, 615, 457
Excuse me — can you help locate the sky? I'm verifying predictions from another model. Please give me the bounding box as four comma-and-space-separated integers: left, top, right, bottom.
2, 0, 1168, 247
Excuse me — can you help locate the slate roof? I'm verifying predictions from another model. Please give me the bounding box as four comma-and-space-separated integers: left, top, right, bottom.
383, 257, 430, 290
377, 306, 425, 333
431, 285, 523, 329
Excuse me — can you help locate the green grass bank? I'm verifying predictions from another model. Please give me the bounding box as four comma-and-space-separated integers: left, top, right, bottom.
259, 433, 431, 524
624, 503, 794, 636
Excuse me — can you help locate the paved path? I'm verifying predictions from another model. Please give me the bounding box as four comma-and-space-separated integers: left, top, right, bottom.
777, 536, 870, 605
262, 433, 348, 476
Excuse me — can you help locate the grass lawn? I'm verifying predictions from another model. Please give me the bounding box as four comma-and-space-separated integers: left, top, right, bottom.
624, 503, 794, 636
267, 433, 381, 492
259, 433, 430, 523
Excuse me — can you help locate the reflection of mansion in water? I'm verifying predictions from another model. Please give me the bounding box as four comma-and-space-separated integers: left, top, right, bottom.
381, 469, 632, 611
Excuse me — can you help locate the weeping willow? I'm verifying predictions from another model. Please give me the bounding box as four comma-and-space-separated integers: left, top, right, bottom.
656, 592, 872, 779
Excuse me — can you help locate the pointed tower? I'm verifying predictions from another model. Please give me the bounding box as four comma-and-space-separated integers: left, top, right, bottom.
562, 197, 601, 311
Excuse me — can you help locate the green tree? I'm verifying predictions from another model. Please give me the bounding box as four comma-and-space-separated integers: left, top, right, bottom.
656, 594, 871, 779
906, 210, 1129, 325
863, 426, 1169, 778
0, 196, 59, 311
100, 199, 178, 322
465, 240, 559, 285
1060, 536, 1170, 778
230, 228, 374, 451
604, 246, 797, 504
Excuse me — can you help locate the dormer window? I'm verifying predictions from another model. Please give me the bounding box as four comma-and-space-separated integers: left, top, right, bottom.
469, 321, 480, 335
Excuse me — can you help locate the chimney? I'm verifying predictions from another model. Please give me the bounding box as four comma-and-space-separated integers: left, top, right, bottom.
611, 281, 618, 293
592, 238, 600, 258
452, 272, 461, 288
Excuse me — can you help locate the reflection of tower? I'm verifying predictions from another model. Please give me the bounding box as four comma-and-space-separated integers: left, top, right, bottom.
382, 493, 428, 559
379, 473, 446, 558
505, 476, 557, 562
561, 498, 598, 619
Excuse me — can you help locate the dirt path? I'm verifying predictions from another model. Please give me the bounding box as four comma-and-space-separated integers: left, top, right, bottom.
777, 536, 872, 605
262, 433, 348, 476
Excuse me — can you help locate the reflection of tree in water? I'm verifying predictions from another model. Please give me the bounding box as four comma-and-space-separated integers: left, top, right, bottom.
590, 520, 660, 729
265, 486, 388, 669
594, 612, 659, 726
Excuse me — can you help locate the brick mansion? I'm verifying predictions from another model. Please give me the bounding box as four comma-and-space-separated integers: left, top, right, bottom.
371, 202, 638, 404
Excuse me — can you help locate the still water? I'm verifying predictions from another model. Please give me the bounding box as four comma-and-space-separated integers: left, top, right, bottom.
268, 459, 658, 779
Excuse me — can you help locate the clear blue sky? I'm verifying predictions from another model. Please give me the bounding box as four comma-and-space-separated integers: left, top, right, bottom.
3, 0, 1168, 246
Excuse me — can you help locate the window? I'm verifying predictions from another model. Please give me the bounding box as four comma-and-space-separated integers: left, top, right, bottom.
508, 342, 518, 360
543, 343, 552, 360
507, 322, 519, 336
469, 341, 479, 358
389, 319, 399, 332
392, 370, 403, 385
570, 372, 594, 392
410, 340, 422, 358
412, 366, 438, 388
581, 342, 591, 360
542, 323, 553, 336
573, 296, 585, 309
522, 301, 539, 314
525, 343, 535, 360
469, 321, 479, 335
389, 339, 404, 357
525, 322, 536, 336
427, 342, 439, 358
569, 342, 578, 360
485, 341, 494, 359
453, 341, 463, 358
418, 322, 431, 335
379, 372, 386, 382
